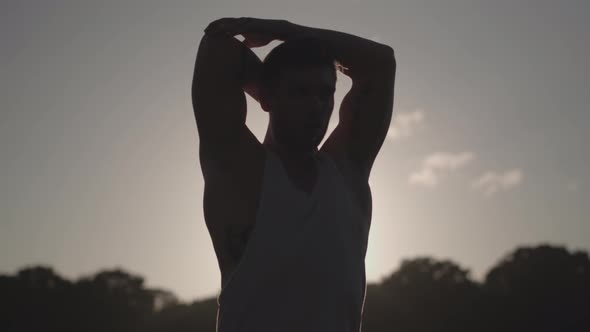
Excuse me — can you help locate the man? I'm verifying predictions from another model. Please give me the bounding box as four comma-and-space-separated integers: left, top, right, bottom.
192, 17, 395, 332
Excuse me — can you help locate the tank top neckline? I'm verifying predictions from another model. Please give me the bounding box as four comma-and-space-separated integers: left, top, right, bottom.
265, 147, 325, 201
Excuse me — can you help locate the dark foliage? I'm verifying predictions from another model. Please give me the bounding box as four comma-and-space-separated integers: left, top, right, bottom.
1, 244, 588, 332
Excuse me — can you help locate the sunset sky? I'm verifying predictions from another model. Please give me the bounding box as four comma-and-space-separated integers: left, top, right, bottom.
2, 0, 588, 302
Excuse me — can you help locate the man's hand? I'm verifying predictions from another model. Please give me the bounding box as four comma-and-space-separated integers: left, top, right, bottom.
204, 17, 293, 48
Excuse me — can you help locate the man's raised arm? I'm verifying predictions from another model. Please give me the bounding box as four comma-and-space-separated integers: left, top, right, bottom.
191, 25, 263, 163
281, 21, 395, 84
280, 20, 396, 176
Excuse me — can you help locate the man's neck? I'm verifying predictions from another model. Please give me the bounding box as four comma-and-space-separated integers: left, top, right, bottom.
264, 139, 319, 169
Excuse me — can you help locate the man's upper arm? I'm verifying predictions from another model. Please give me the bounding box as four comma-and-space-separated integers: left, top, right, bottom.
191, 33, 252, 174
323, 50, 396, 179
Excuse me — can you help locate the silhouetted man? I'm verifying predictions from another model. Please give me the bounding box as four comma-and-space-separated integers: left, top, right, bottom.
192, 17, 395, 332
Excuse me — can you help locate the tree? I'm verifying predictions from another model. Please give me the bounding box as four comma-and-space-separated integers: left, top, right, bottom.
484, 244, 590, 332
362, 257, 483, 332
73, 268, 156, 332
1, 265, 73, 331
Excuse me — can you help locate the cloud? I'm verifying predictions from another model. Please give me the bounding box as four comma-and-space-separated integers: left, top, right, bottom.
471, 169, 523, 197
409, 151, 475, 188
387, 109, 425, 142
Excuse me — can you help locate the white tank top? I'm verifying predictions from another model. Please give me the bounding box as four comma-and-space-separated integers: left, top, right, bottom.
215, 146, 370, 332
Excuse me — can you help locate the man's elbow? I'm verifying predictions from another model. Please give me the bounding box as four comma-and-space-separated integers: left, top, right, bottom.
371, 46, 395, 80
380, 45, 396, 69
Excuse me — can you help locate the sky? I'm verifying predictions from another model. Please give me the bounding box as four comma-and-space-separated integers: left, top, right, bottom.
1, 0, 589, 302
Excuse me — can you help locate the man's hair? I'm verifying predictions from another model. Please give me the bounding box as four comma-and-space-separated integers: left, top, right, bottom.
259, 36, 344, 100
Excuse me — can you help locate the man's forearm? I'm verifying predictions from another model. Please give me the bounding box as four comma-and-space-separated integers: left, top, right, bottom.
236, 39, 263, 102
204, 30, 263, 102
277, 21, 395, 84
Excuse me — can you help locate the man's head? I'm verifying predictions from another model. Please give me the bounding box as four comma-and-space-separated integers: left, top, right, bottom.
259, 36, 342, 152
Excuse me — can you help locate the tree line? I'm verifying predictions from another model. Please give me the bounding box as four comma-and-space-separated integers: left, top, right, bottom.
1, 244, 588, 332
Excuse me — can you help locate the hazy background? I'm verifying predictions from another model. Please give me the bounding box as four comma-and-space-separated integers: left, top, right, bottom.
2, 0, 588, 302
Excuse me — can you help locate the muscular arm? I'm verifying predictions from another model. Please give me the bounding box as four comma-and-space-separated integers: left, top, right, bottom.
192, 28, 264, 185
280, 21, 397, 177
192, 31, 263, 124
239, 40, 264, 103
192, 28, 266, 255
280, 22, 395, 84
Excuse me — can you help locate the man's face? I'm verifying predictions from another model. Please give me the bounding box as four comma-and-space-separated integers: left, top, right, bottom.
267, 65, 336, 151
